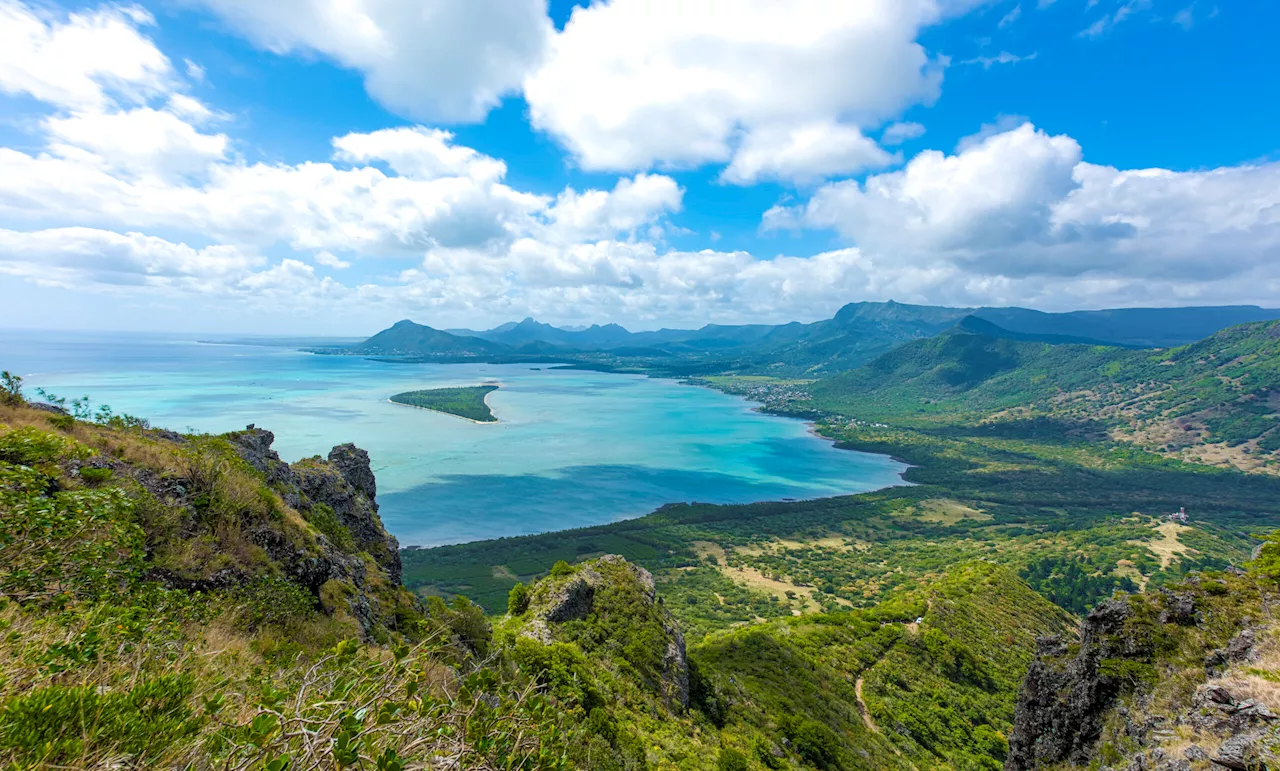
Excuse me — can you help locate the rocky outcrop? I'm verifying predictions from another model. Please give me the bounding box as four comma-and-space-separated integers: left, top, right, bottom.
520, 555, 689, 710
228, 426, 301, 507
1006, 576, 1278, 771
1006, 599, 1135, 769
228, 426, 401, 584
223, 426, 405, 633
328, 443, 376, 499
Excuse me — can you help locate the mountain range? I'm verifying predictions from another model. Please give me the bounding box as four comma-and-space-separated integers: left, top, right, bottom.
353, 302, 1280, 376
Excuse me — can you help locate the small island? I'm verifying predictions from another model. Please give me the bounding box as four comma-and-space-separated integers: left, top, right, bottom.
389, 385, 500, 422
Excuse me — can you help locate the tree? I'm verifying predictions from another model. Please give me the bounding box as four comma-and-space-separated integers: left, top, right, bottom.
507, 582, 530, 615
1, 371, 23, 406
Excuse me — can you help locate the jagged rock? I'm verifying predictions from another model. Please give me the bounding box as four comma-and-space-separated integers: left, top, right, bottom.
1185, 745, 1210, 762
1212, 731, 1270, 770
1208, 629, 1259, 675
520, 555, 689, 710
28, 401, 68, 415
1206, 685, 1236, 705
227, 426, 301, 508
328, 443, 377, 499
1226, 629, 1258, 663
1159, 589, 1197, 625
291, 445, 400, 584
543, 574, 598, 623
226, 426, 404, 632
1006, 598, 1134, 770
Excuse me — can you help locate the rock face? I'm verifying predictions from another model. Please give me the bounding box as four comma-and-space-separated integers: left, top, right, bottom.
1005, 577, 1278, 771
225, 426, 404, 633
520, 555, 689, 710
1006, 599, 1135, 769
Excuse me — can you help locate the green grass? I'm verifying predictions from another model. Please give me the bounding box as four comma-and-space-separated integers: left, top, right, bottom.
389, 385, 499, 422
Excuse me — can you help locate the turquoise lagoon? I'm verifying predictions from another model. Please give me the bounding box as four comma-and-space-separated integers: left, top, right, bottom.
1, 331, 907, 546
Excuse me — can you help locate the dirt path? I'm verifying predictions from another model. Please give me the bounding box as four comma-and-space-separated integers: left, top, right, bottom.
854, 676, 878, 732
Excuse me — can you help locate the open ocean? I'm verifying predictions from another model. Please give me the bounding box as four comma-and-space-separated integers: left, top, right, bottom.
0, 330, 907, 546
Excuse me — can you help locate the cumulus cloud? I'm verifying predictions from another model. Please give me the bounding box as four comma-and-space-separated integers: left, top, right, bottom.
523, 0, 970, 175
765, 122, 1280, 306
187, 0, 552, 122
720, 122, 895, 185
0, 1, 173, 110
332, 126, 506, 182
543, 174, 684, 243
0, 227, 259, 289
1, 0, 1278, 328
313, 251, 351, 270
44, 105, 228, 178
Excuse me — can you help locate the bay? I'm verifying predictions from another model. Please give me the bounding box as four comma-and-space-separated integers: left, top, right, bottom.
0, 330, 907, 546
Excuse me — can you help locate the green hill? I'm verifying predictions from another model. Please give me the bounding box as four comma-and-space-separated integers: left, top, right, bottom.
809, 319, 1280, 471
350, 319, 513, 356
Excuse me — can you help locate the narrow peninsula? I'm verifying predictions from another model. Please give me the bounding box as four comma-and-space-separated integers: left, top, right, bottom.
389, 385, 499, 422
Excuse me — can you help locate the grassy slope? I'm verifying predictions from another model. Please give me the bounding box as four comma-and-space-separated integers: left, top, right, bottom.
695, 561, 1075, 770
390, 385, 499, 422
495, 556, 1074, 770
0, 402, 574, 769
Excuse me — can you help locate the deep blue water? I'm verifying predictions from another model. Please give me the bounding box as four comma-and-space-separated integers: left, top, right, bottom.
0, 330, 906, 545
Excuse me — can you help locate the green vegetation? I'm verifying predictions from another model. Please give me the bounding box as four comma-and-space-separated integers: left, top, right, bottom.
389, 385, 499, 422
0, 400, 575, 769
808, 319, 1280, 473
7, 315, 1280, 769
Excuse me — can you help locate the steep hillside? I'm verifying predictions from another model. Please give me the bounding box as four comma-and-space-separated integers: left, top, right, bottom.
496, 555, 1073, 770
0, 398, 576, 769
809, 320, 1280, 472
695, 561, 1074, 770
1005, 557, 1280, 770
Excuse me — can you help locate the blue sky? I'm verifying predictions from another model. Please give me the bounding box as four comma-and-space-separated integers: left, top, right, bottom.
0, 0, 1276, 333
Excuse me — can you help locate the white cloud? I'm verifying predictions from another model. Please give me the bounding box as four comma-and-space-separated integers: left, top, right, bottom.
998, 4, 1022, 26
523, 0, 973, 173
765, 122, 1280, 305
1172, 4, 1192, 28
44, 105, 228, 178
0, 226, 259, 289
769, 124, 1083, 253
188, 0, 552, 122
961, 51, 1037, 69
882, 121, 927, 146
720, 122, 895, 185
1079, 0, 1151, 38
2, 0, 1278, 329
332, 126, 506, 182
543, 174, 684, 243
0, 1, 173, 110
314, 251, 351, 270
